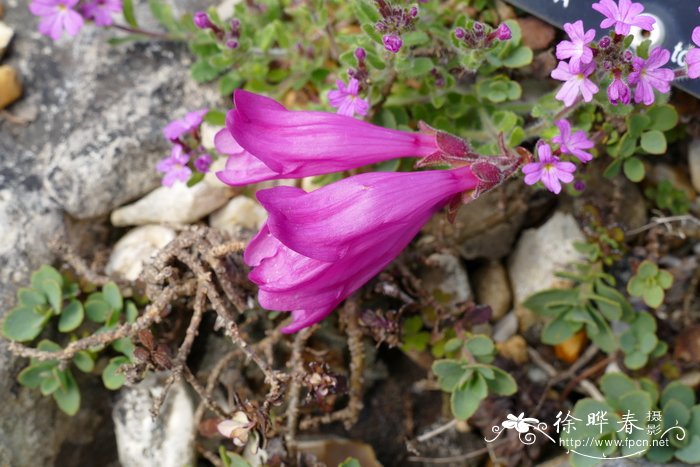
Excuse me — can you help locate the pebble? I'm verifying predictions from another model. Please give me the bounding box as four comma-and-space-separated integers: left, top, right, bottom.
209, 196, 267, 233
0, 21, 12, 58
420, 252, 472, 306
0, 65, 21, 109
473, 260, 512, 320
105, 225, 176, 281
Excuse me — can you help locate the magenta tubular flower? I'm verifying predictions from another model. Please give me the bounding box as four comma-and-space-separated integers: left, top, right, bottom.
522, 142, 576, 194
245, 166, 479, 333
628, 47, 674, 105
81, 0, 122, 27
382, 34, 403, 53
219, 90, 440, 184
29, 0, 84, 40
328, 78, 370, 118
551, 61, 599, 107
607, 76, 631, 105
163, 109, 208, 141
156, 145, 192, 186
592, 0, 655, 36
214, 129, 284, 185
687, 27, 700, 79
556, 21, 595, 70
552, 119, 594, 163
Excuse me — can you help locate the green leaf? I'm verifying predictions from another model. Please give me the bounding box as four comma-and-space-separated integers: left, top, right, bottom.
338, 458, 361, 467
2, 306, 49, 341
31, 265, 62, 291
523, 288, 579, 316
637, 261, 659, 279
58, 300, 84, 333
40, 369, 61, 396
624, 350, 648, 370
623, 157, 645, 182
113, 337, 136, 361
600, 372, 637, 404
502, 46, 533, 68
353, 0, 380, 24
627, 276, 645, 297
73, 351, 95, 373
102, 282, 123, 312
404, 57, 433, 78
402, 30, 430, 47
646, 105, 678, 132
148, 0, 179, 33
18, 361, 57, 388
661, 381, 696, 409
53, 370, 80, 416
191, 59, 220, 83
102, 356, 130, 390
451, 374, 487, 420
486, 367, 518, 395
432, 360, 468, 392
676, 435, 700, 464
85, 294, 112, 323
125, 300, 139, 323
122, 0, 138, 28
204, 110, 226, 127
640, 130, 667, 154
642, 284, 664, 308
18, 288, 46, 307
465, 335, 494, 356
541, 314, 580, 345
656, 270, 673, 289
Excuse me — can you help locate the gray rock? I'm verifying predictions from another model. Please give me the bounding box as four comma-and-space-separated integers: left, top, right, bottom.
113, 373, 195, 467
508, 212, 585, 332
420, 252, 472, 307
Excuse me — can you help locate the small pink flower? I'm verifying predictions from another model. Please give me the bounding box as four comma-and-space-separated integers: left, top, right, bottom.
246, 167, 480, 333
29, 0, 84, 40
607, 76, 631, 105
163, 109, 208, 141
687, 27, 700, 79
495, 23, 511, 40
628, 47, 674, 105
551, 61, 599, 107
552, 119, 594, 163
592, 0, 655, 36
156, 145, 192, 187
522, 142, 576, 194
81, 0, 122, 27
556, 21, 596, 70
328, 78, 369, 118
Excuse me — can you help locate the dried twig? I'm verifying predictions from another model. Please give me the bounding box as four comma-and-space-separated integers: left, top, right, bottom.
285, 326, 316, 451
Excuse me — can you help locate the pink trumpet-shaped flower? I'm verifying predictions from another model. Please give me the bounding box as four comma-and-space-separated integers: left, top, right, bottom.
216, 90, 441, 185
592, 0, 655, 36
687, 27, 700, 79
214, 129, 283, 185
246, 167, 480, 333
628, 47, 674, 105
556, 21, 596, 70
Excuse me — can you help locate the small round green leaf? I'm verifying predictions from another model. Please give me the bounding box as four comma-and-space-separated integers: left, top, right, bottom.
102, 356, 130, 390
85, 298, 112, 323
2, 306, 49, 342
58, 300, 84, 333
640, 130, 667, 154
18, 361, 57, 388
73, 351, 95, 373
40, 370, 61, 396
18, 288, 46, 307
102, 282, 123, 312
623, 157, 645, 182
41, 279, 63, 314
465, 335, 494, 356
642, 284, 664, 308
656, 270, 673, 289
53, 370, 80, 416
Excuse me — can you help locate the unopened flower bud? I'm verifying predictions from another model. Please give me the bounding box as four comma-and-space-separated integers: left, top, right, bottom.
375, 21, 386, 32
598, 36, 611, 49
382, 34, 403, 53
455, 27, 466, 39
354, 47, 366, 63
495, 23, 511, 40
230, 18, 241, 33
623, 50, 633, 61
225, 39, 239, 49
193, 11, 213, 30
409, 6, 418, 17
217, 412, 253, 447
473, 22, 484, 33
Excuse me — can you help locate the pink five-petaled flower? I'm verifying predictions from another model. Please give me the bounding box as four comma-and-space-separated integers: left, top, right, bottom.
163, 109, 208, 142
628, 47, 674, 105
81, 0, 122, 27
607, 75, 631, 105
215, 90, 441, 185
592, 0, 655, 36
156, 145, 192, 187
29, 0, 84, 41
328, 78, 370, 118
522, 142, 576, 194
245, 166, 480, 333
687, 27, 700, 79
556, 21, 596, 70
552, 119, 594, 163
551, 61, 599, 107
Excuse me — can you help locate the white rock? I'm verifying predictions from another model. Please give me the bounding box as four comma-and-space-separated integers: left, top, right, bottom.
210, 196, 267, 233
113, 374, 195, 467
473, 260, 512, 320
689, 139, 700, 194
508, 212, 585, 331
111, 182, 231, 227
201, 123, 223, 151
0, 22, 13, 59
216, 0, 244, 19
421, 252, 471, 306
106, 225, 176, 281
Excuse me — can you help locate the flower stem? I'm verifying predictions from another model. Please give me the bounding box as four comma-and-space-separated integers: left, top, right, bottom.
110, 23, 180, 40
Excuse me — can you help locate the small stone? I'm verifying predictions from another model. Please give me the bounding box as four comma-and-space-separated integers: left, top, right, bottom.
105, 225, 176, 281
113, 373, 195, 467
295, 438, 381, 467
420, 252, 471, 306
0, 21, 13, 58
497, 335, 528, 364
689, 139, 700, 194
492, 311, 518, 343
473, 260, 512, 320
111, 182, 232, 227
209, 196, 267, 233
200, 123, 223, 151
0, 65, 21, 109
516, 17, 555, 50
508, 212, 585, 331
